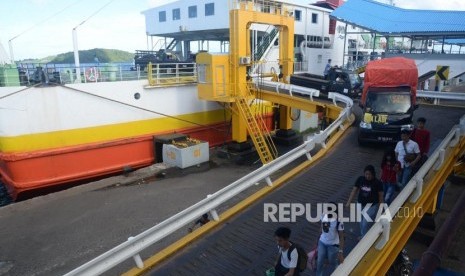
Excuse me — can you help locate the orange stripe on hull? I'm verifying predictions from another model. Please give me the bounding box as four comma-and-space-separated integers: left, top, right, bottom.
0, 122, 235, 200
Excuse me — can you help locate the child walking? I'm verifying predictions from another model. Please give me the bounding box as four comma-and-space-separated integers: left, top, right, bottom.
380, 150, 401, 205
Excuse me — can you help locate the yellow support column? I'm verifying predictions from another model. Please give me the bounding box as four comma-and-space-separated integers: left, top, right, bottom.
232, 111, 248, 142
228, 1, 295, 144
279, 106, 292, 130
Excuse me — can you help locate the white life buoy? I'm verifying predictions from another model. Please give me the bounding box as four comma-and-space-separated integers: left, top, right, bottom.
85, 67, 99, 82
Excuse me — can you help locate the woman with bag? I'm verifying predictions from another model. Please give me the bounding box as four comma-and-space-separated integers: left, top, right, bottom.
316, 202, 344, 276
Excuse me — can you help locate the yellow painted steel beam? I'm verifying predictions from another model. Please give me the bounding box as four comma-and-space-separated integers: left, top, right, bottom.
453, 160, 465, 175
229, 2, 294, 141
325, 104, 343, 121
351, 136, 465, 275
122, 114, 355, 276
252, 89, 333, 114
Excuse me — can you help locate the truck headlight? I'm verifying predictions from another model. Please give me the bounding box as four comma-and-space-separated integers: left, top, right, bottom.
401, 124, 414, 131
360, 121, 372, 129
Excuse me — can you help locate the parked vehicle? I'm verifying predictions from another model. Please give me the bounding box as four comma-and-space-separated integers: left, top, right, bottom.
134, 49, 195, 71
290, 67, 363, 98
358, 57, 418, 144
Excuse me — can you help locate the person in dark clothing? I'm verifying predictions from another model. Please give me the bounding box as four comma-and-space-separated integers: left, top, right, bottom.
273, 227, 299, 276
188, 213, 210, 232
346, 165, 384, 238
323, 59, 332, 79
380, 150, 401, 205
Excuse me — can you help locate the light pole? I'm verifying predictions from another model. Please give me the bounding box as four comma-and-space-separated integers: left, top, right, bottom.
72, 27, 82, 82
8, 39, 15, 64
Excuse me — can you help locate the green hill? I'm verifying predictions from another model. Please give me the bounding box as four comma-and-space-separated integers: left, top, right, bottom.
21, 48, 134, 63
51, 48, 134, 63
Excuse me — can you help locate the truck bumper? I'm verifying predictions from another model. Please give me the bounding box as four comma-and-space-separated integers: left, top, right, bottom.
358, 128, 401, 144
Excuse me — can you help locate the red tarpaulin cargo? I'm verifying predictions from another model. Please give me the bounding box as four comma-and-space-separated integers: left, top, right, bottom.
361, 57, 418, 105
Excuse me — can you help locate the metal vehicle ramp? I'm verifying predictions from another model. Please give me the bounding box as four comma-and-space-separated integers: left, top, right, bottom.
145, 105, 465, 275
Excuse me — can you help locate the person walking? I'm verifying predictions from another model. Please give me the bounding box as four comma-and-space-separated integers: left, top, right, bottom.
323, 59, 332, 79
410, 117, 430, 174
316, 202, 344, 276
380, 150, 401, 205
395, 129, 421, 188
346, 165, 384, 238
273, 227, 299, 276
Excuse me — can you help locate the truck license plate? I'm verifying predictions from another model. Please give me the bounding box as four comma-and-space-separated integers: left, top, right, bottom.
377, 137, 392, 142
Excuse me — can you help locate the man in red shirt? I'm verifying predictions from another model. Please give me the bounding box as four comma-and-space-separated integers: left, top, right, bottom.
411, 117, 430, 156
410, 117, 430, 175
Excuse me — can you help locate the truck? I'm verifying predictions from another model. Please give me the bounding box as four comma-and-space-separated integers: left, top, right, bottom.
357, 57, 419, 144
289, 67, 363, 98
133, 49, 195, 71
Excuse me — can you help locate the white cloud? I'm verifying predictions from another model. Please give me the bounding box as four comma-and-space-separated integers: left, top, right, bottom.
392, 0, 465, 10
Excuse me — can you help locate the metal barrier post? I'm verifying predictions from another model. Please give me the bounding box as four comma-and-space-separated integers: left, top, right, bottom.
375, 215, 391, 249
265, 176, 273, 186
127, 237, 144, 269
434, 149, 445, 170
410, 177, 423, 203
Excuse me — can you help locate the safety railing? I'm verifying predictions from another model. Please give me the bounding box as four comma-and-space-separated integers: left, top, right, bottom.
254, 79, 320, 100
147, 62, 197, 86
64, 92, 353, 276
417, 90, 465, 102
7, 63, 144, 86
334, 114, 465, 275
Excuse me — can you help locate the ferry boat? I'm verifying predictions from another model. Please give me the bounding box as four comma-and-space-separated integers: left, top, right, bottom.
0, 0, 427, 200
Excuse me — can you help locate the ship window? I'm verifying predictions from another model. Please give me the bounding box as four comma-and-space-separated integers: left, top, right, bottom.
159, 11, 166, 22
294, 10, 302, 21
189, 6, 197, 18
173, 8, 180, 20
295, 35, 305, 47
205, 3, 215, 16
311, 13, 318, 24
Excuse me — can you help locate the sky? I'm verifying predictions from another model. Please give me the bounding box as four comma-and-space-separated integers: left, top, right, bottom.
0, 0, 464, 61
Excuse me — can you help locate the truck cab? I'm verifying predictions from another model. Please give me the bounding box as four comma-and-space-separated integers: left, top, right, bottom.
358, 86, 417, 144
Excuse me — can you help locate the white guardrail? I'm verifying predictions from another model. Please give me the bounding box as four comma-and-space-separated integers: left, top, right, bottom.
417, 90, 465, 101
334, 114, 465, 275
65, 93, 353, 276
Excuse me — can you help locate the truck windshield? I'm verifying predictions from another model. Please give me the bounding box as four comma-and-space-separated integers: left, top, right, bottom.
348, 73, 361, 86
366, 92, 411, 114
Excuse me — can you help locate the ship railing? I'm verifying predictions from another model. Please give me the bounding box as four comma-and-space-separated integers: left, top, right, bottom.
147, 62, 197, 86
14, 63, 147, 85
11, 62, 197, 86
64, 93, 354, 276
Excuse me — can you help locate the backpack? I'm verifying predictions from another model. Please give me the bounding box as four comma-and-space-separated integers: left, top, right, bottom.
287, 242, 308, 272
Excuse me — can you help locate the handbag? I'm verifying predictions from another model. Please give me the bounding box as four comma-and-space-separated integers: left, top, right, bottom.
402, 142, 417, 163
307, 247, 318, 271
